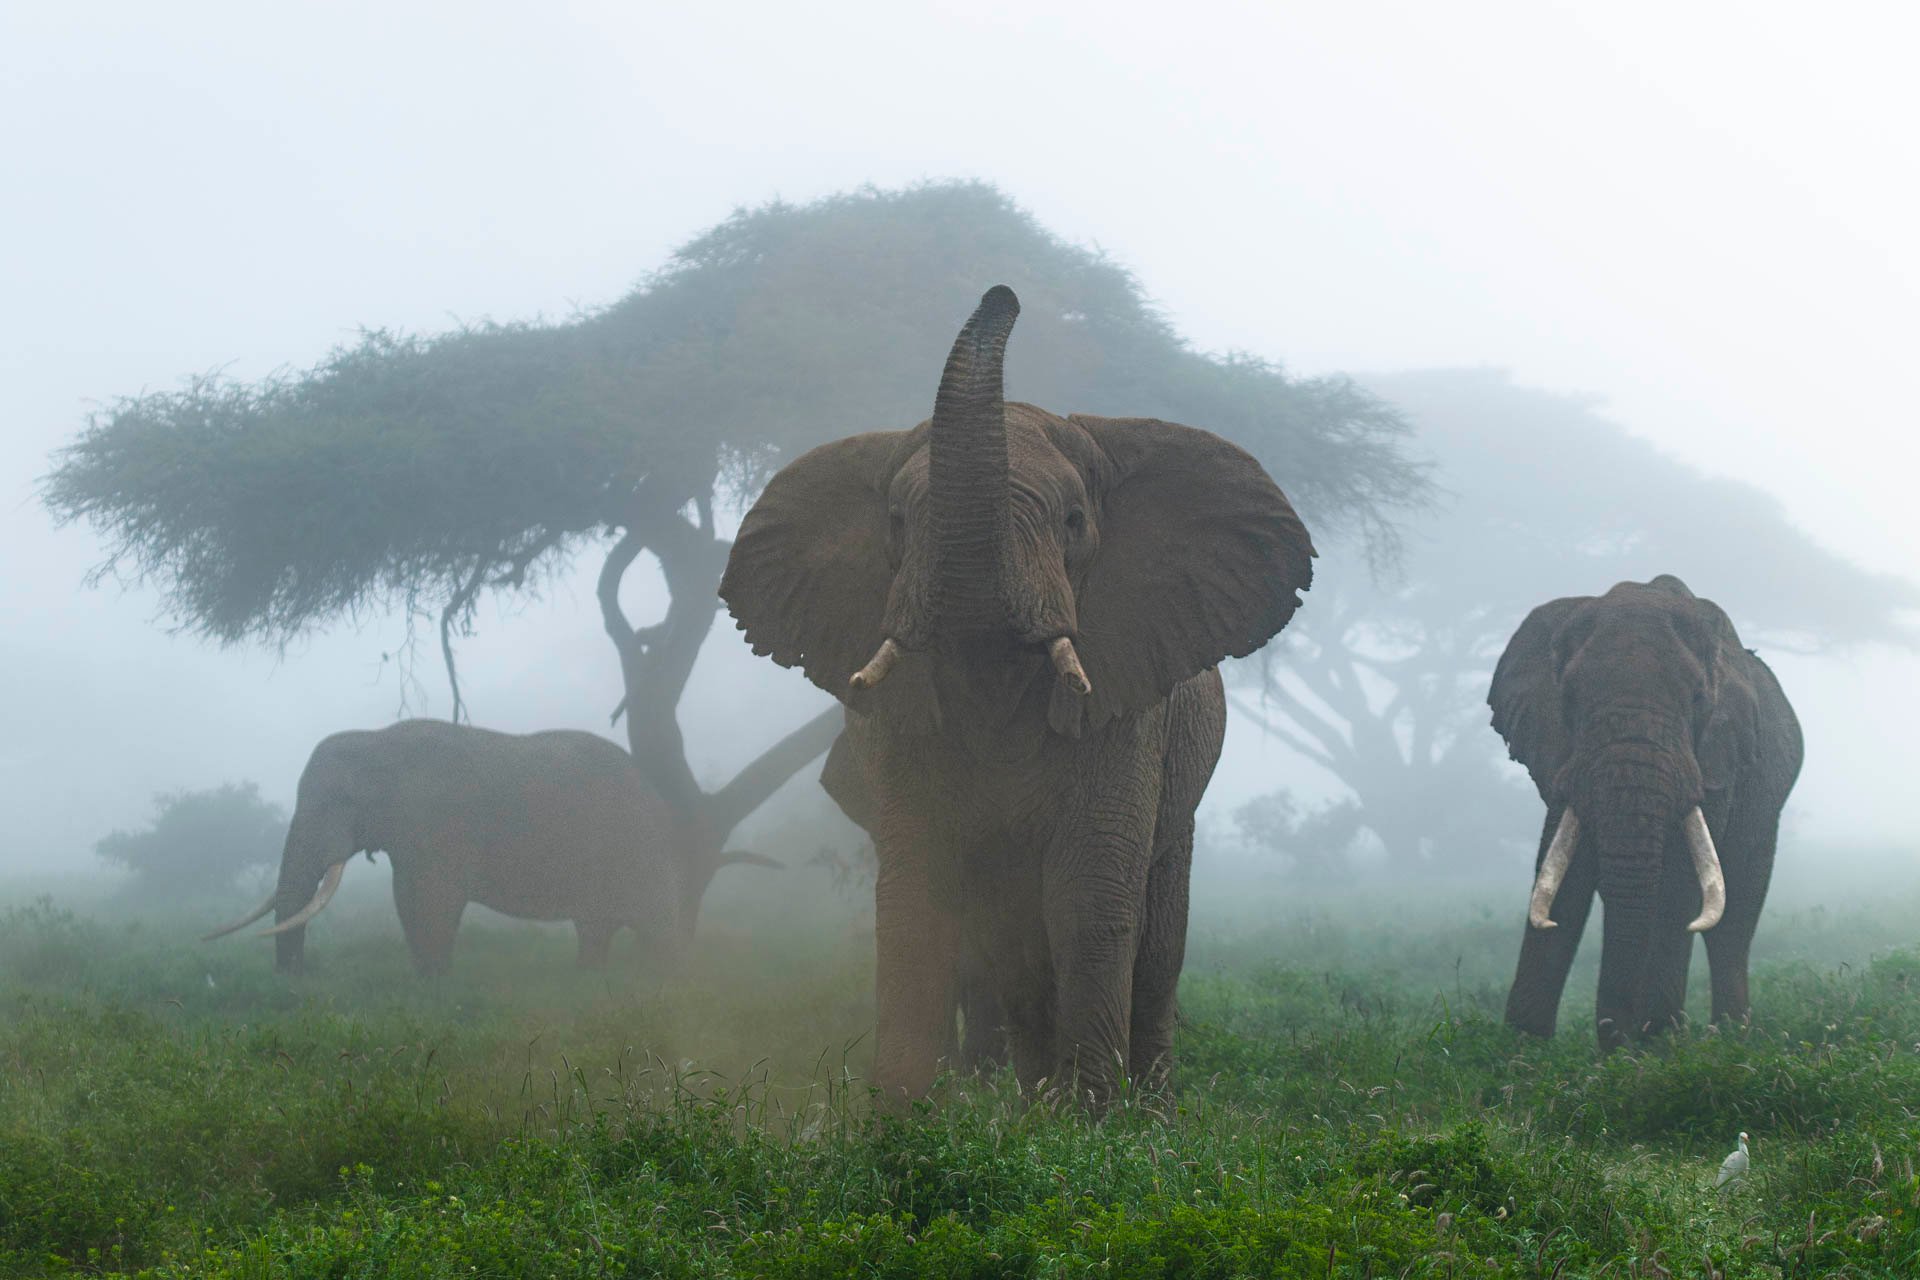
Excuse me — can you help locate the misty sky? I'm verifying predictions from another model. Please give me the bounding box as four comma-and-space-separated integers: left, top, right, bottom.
3, 2, 1915, 873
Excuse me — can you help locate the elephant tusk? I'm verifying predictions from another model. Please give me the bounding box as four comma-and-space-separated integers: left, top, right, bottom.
257, 861, 347, 937
849, 638, 902, 691
202, 891, 278, 941
1048, 636, 1091, 696
1683, 807, 1726, 932
717, 850, 783, 870
1528, 808, 1580, 929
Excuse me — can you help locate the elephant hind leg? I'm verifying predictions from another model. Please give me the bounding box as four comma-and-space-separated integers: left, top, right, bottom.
575, 920, 619, 970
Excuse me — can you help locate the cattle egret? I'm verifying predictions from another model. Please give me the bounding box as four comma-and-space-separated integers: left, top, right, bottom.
1716, 1132, 1750, 1188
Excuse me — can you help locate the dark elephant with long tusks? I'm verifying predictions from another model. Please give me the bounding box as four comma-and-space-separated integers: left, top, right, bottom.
719, 286, 1314, 1106
203, 720, 776, 975
1490, 576, 1802, 1049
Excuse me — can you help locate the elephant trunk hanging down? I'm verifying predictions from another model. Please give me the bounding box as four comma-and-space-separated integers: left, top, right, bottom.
1491, 576, 1803, 1050
720, 286, 1315, 1106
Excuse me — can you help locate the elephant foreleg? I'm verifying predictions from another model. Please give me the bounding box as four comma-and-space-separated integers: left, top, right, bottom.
1504, 807, 1599, 1038
392, 868, 466, 977
1042, 858, 1143, 1107
872, 824, 961, 1103
1042, 729, 1165, 1107
1703, 805, 1779, 1026
1128, 821, 1192, 1094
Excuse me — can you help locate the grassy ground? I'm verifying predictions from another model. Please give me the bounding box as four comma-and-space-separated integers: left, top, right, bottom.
6, 859, 1920, 1278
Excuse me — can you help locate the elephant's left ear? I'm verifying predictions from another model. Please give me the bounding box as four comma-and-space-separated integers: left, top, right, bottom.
1068, 415, 1315, 728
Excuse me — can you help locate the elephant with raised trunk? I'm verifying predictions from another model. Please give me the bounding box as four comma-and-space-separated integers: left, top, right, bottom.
1491, 576, 1802, 1049
203, 720, 775, 975
720, 286, 1314, 1105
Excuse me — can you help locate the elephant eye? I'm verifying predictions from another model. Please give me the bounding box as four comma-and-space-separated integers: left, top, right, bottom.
1064, 508, 1086, 534
888, 509, 905, 537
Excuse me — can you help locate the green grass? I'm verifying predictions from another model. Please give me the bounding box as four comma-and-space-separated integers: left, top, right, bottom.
7, 865, 1920, 1277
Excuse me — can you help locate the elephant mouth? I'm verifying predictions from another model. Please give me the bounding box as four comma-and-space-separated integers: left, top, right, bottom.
849, 633, 1091, 698
1526, 806, 1726, 933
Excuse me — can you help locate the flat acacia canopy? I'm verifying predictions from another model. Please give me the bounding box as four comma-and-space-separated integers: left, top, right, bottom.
43, 180, 1426, 833
44, 181, 1422, 660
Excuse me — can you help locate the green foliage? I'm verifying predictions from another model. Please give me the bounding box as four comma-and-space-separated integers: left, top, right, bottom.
93, 783, 285, 893
43, 181, 1423, 656
9, 882, 1920, 1276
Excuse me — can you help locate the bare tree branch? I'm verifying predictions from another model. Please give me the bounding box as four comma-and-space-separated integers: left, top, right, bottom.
438, 558, 489, 725
1225, 692, 1341, 771
706, 705, 845, 838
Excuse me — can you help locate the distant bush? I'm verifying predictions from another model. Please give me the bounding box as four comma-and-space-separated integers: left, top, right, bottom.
94, 782, 286, 894
1233, 788, 1365, 879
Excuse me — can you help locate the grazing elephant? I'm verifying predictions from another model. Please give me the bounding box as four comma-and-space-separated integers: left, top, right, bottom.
203, 720, 775, 975
720, 286, 1314, 1104
1491, 576, 1802, 1049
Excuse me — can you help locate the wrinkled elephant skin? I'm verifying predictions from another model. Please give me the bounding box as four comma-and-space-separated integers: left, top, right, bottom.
721, 286, 1315, 1106
206, 720, 766, 976
1490, 576, 1803, 1049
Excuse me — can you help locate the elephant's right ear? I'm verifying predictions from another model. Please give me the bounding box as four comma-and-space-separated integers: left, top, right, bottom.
1488, 596, 1591, 801
721, 432, 933, 722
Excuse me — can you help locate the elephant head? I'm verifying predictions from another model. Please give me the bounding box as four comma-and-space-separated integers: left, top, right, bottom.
1491, 575, 1757, 1044
718, 286, 1315, 732
201, 729, 377, 973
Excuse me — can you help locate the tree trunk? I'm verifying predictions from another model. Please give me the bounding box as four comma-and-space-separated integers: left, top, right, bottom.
596, 492, 841, 848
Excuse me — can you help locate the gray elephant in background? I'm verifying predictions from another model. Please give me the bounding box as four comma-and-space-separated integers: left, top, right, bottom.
204, 720, 775, 975
1491, 576, 1802, 1049
720, 286, 1314, 1106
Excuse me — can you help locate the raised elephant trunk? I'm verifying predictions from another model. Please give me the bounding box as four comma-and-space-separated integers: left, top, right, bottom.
850, 286, 1091, 698
927, 285, 1018, 634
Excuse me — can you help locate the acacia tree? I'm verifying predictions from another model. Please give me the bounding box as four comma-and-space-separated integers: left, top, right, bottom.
1231, 368, 1920, 873
43, 181, 1425, 850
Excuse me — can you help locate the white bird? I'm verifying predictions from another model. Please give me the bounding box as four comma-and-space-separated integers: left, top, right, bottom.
1716, 1132, 1750, 1188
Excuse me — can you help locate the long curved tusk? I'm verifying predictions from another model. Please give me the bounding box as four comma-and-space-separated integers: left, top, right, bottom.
202, 891, 277, 942
1048, 636, 1091, 696
849, 638, 902, 690
1683, 807, 1726, 932
717, 850, 784, 870
257, 861, 347, 937
1528, 808, 1580, 929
